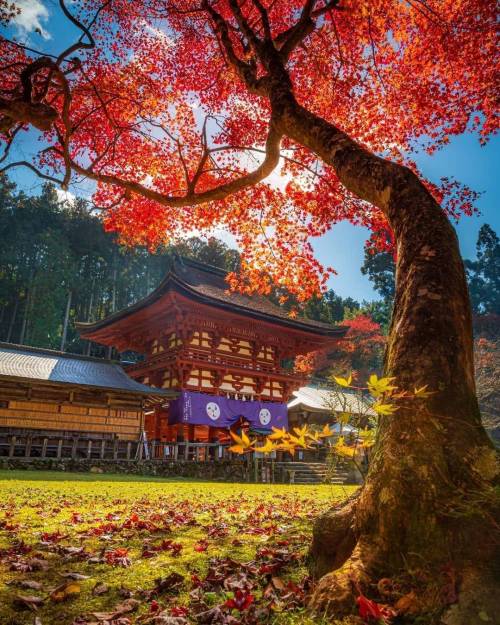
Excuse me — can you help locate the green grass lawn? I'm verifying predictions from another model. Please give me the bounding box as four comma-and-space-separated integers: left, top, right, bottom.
0, 471, 356, 625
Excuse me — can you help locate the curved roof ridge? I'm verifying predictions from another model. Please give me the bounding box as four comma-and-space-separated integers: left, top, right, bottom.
77, 260, 347, 338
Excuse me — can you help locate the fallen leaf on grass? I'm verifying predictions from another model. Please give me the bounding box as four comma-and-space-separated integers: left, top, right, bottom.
118, 584, 134, 598
223, 588, 255, 611
92, 582, 109, 596
60, 571, 91, 580
13, 594, 44, 611
142, 573, 184, 600
395, 591, 420, 615
10, 557, 49, 572
150, 614, 189, 625
194, 540, 209, 552
91, 597, 140, 621
50, 581, 81, 602
356, 593, 396, 623
105, 547, 131, 567
19, 580, 43, 590
271, 577, 285, 591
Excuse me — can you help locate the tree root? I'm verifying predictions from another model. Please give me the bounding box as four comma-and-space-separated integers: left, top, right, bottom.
308, 492, 358, 579
442, 567, 500, 625
309, 545, 500, 624
308, 544, 370, 618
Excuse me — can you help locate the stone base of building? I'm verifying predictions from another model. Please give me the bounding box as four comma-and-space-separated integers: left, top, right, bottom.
0, 457, 251, 481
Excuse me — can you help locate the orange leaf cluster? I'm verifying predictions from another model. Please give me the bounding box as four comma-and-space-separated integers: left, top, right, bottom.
0, 0, 497, 297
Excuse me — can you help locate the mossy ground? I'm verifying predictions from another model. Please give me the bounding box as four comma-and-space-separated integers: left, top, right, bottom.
0, 471, 356, 624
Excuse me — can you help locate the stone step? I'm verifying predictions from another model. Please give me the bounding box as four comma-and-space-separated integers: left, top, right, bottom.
272, 461, 352, 484
274, 462, 330, 468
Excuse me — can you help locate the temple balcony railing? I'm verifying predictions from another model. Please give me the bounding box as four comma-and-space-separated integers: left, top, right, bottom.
126, 346, 305, 380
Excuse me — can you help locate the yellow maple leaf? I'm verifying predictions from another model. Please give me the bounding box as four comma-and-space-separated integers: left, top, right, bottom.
278, 440, 297, 454
288, 434, 310, 449
333, 374, 352, 388
414, 385, 433, 398
336, 445, 356, 458
358, 427, 376, 447
318, 424, 335, 438
334, 437, 356, 458
373, 402, 399, 416
254, 439, 277, 454
339, 412, 351, 426
230, 430, 253, 449
229, 444, 246, 455
367, 375, 397, 398
268, 427, 288, 441
293, 425, 309, 438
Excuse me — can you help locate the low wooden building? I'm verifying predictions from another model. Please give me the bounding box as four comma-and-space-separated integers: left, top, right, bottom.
0, 343, 172, 448
287, 386, 375, 428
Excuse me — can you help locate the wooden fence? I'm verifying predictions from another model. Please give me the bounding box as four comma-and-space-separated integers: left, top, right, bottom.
0, 432, 238, 462
0, 433, 355, 484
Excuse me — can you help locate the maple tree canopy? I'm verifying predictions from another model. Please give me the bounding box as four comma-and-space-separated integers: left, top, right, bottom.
0, 0, 497, 299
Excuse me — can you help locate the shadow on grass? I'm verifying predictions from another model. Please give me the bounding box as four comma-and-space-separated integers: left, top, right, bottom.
0, 469, 222, 483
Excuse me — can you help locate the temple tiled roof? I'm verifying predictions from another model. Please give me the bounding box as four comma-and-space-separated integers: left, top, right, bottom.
77, 257, 346, 337
287, 386, 375, 416
0, 343, 169, 396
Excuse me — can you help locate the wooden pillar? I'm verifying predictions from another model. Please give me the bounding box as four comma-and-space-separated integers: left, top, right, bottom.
113, 439, 118, 460
71, 438, 78, 459
100, 439, 106, 459
126, 441, 132, 460
8, 436, 16, 458
25, 436, 32, 458
87, 440, 92, 458
41, 438, 48, 459
57, 439, 63, 459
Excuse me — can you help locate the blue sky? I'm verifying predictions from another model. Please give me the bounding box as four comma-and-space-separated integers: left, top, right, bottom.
3, 1, 499, 302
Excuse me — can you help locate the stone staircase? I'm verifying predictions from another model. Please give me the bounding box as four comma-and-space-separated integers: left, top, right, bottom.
274, 461, 350, 485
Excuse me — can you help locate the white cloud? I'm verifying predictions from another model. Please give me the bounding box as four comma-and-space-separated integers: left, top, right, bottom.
142, 20, 174, 46
56, 188, 76, 205
12, 0, 51, 40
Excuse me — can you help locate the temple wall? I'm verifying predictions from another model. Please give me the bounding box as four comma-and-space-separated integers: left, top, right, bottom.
0, 382, 143, 440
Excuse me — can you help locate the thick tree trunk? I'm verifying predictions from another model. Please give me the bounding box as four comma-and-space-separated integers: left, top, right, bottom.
278, 97, 499, 621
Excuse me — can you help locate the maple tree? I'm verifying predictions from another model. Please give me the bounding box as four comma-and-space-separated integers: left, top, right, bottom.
0, 0, 498, 621
329, 313, 385, 377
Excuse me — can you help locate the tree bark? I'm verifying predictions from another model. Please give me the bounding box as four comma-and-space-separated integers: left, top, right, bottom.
6, 297, 19, 342
276, 96, 499, 621
60, 290, 72, 352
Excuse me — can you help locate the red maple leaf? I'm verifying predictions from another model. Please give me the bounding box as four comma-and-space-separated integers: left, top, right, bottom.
224, 589, 255, 611
356, 594, 395, 624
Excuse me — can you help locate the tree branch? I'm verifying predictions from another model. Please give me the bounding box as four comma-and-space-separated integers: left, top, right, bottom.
37, 121, 283, 208
0, 161, 65, 185
276, 0, 341, 60
204, 1, 264, 94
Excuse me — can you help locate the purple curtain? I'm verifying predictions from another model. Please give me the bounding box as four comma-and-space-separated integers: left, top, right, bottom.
168, 390, 288, 432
